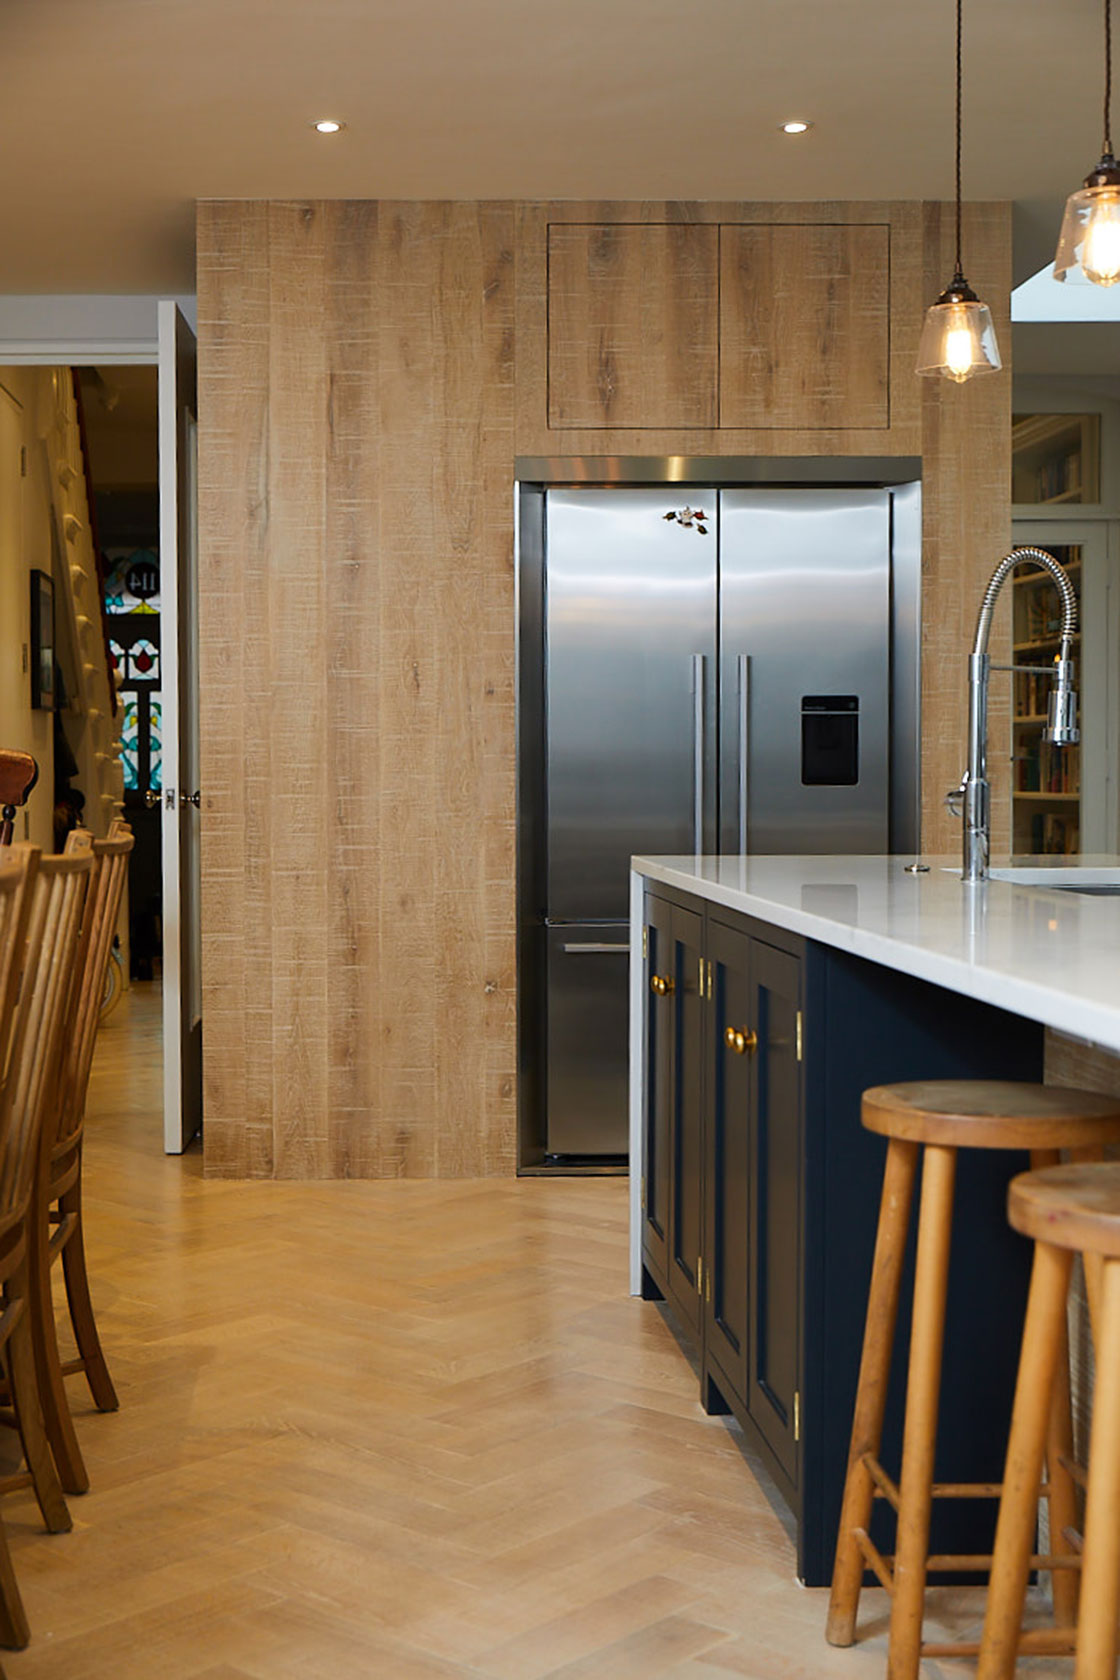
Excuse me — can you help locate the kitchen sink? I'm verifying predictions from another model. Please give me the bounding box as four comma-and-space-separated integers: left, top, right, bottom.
987, 863, 1120, 893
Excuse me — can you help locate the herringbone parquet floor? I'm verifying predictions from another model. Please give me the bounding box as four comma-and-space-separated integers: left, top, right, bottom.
1, 986, 1058, 1678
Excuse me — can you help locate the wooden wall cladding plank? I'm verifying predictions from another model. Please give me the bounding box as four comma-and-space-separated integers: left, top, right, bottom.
197, 198, 274, 1178
918, 201, 1012, 858
197, 199, 516, 1179
547, 222, 718, 429
719, 224, 890, 429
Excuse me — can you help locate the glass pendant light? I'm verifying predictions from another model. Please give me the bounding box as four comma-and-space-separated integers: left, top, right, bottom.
1055, 0, 1120, 284
916, 0, 1002, 382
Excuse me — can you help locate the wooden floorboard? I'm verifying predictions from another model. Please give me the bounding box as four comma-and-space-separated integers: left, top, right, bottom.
2, 985, 1058, 1677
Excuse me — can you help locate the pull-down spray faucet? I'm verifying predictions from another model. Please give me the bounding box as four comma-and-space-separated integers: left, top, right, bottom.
950, 548, 1079, 883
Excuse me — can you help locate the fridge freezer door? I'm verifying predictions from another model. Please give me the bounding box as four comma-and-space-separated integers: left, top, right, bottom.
545, 924, 630, 1156
719, 489, 892, 855
544, 488, 718, 921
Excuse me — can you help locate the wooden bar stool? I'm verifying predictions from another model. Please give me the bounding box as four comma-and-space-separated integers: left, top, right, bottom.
826, 1080, 1120, 1680
978, 1161, 1120, 1680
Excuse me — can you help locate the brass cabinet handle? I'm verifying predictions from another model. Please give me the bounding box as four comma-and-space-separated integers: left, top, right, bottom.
724, 1025, 758, 1055
650, 974, 675, 996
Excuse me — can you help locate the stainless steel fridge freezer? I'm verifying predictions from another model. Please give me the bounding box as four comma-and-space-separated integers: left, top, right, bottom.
517, 466, 921, 1167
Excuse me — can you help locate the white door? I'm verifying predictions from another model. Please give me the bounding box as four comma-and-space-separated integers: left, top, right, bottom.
158, 301, 201, 1152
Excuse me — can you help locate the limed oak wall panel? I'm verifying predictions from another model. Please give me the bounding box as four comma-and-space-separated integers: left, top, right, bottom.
547, 222, 718, 429
198, 200, 517, 1179
718, 223, 890, 429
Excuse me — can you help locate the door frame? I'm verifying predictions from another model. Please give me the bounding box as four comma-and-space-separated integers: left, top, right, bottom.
0, 293, 199, 1151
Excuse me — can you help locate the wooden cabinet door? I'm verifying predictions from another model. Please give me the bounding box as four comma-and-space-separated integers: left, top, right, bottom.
665, 900, 705, 1339
719, 223, 890, 430
547, 223, 719, 429
747, 937, 803, 1485
705, 916, 752, 1410
642, 895, 674, 1287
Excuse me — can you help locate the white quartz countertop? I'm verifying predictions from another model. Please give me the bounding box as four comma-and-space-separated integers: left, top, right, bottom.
632, 853, 1120, 1053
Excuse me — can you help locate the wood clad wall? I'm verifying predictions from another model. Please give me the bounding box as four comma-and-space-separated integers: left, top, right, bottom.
198, 201, 517, 1178
918, 202, 1013, 856
197, 196, 1011, 1178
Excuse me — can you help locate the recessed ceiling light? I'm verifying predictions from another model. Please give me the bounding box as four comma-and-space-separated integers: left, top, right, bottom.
780, 120, 812, 135
312, 119, 345, 134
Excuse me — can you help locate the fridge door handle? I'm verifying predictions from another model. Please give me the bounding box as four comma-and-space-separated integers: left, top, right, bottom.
692, 652, 706, 854
560, 942, 631, 954
738, 653, 751, 855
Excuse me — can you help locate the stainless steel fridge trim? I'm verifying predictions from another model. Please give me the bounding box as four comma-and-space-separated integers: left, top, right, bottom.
692, 653, 706, 855
738, 653, 751, 855
561, 942, 631, 954
889, 480, 922, 853
517, 456, 922, 487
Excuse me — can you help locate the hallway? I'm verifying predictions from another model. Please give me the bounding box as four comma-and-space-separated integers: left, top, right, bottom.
4, 988, 998, 1678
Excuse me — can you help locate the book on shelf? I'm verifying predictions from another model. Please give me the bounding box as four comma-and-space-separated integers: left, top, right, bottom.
1014, 739, 1079, 794
1030, 811, 1079, 854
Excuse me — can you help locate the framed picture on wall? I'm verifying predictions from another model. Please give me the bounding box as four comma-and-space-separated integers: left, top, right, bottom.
29, 569, 54, 710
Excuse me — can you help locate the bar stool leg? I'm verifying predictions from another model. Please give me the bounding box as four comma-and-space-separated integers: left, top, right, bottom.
1076, 1255, 1120, 1680
826, 1137, 919, 1646
1031, 1146, 1081, 1629
887, 1143, 956, 1680
977, 1240, 1073, 1680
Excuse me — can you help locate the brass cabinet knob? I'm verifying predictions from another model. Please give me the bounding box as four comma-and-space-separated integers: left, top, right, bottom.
724, 1025, 757, 1055
650, 974, 675, 996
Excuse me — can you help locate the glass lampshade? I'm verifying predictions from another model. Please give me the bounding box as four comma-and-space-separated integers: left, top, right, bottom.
915, 282, 1002, 383
1055, 160, 1120, 285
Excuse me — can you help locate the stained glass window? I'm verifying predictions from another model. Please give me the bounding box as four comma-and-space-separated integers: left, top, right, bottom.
128, 638, 159, 683
104, 548, 160, 615
149, 695, 162, 792
120, 695, 140, 792
109, 638, 126, 679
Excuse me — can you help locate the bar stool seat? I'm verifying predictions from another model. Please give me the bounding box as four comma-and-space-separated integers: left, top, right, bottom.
862, 1079, 1120, 1148
979, 1161, 1120, 1680
827, 1080, 1120, 1680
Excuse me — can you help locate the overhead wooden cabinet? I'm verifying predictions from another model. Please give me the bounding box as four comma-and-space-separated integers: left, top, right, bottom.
547, 222, 719, 429
719, 223, 891, 429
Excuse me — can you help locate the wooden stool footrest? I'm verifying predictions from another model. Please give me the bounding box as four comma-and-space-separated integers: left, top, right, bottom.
59, 1358, 85, 1379
922, 1629, 1078, 1659
853, 1528, 894, 1595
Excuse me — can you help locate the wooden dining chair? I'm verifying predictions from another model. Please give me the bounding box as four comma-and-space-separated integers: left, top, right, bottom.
30, 821, 134, 1496
0, 840, 93, 1652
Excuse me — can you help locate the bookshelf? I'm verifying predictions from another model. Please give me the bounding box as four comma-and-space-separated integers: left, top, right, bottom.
1011, 545, 1081, 855
1012, 414, 1100, 506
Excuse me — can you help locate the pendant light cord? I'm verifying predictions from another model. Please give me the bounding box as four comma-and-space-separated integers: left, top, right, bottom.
954, 0, 963, 277
1105, 0, 1113, 157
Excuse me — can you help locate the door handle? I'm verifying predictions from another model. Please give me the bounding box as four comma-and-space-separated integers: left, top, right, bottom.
650, 974, 675, 996
144, 790, 160, 809
692, 653, 706, 855
724, 1026, 758, 1055
182, 791, 202, 808
738, 654, 751, 856
562, 942, 630, 954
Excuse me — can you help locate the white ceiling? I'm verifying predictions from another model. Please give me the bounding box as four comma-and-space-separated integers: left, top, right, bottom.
0, 0, 1106, 293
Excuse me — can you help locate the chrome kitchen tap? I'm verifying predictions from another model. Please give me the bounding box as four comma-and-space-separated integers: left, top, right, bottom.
950, 547, 1079, 883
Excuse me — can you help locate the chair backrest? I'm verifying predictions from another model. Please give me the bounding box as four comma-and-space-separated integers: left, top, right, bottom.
53, 823, 134, 1156
0, 839, 93, 1222
0, 847, 39, 1087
